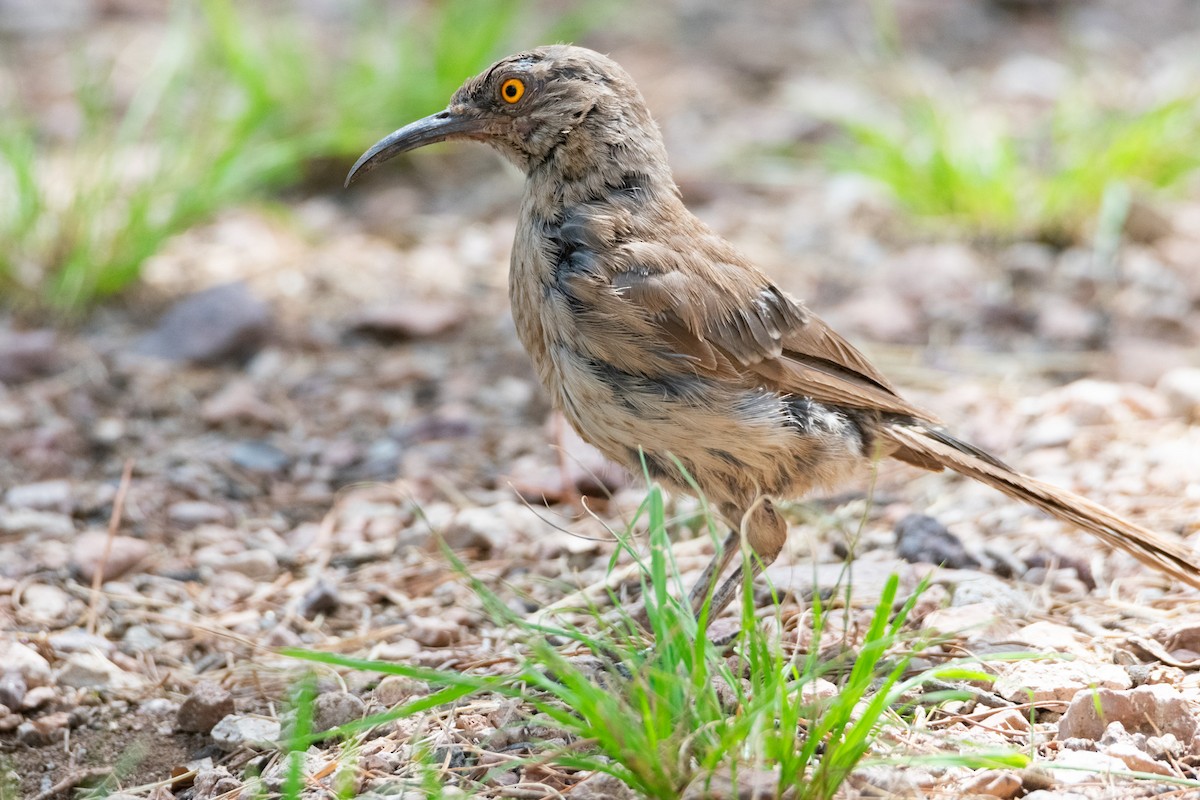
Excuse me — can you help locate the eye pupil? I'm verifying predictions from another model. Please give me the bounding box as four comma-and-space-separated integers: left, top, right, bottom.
501, 78, 524, 103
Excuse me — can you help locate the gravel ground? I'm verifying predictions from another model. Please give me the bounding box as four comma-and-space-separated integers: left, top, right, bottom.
3, 2, 1200, 798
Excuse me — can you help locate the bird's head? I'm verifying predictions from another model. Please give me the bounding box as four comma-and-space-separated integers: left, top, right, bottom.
345, 45, 663, 185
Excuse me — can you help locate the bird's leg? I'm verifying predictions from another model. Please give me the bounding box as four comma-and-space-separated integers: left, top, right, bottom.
700, 499, 787, 621
686, 528, 740, 617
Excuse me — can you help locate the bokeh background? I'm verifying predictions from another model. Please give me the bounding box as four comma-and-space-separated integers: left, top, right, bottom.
3, 1, 1200, 797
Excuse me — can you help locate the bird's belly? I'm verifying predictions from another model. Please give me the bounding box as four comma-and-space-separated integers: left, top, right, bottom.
549, 344, 868, 508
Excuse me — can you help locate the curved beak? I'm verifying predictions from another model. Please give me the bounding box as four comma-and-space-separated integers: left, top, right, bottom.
344, 108, 485, 187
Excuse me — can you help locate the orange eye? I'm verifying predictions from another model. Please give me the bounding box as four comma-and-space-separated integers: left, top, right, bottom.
500, 78, 525, 104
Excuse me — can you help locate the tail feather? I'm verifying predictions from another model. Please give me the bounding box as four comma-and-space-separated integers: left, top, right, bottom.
881, 422, 1200, 591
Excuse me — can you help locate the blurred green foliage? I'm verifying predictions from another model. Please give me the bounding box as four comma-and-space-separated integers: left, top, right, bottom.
826, 90, 1200, 243
0, 0, 600, 314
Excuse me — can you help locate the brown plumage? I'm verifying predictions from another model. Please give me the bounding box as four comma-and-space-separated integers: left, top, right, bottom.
347, 45, 1200, 620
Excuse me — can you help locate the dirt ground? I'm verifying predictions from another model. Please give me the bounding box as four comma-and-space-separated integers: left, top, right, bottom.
3, 1, 1200, 798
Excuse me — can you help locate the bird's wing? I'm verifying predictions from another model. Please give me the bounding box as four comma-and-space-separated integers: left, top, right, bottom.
601, 240, 933, 420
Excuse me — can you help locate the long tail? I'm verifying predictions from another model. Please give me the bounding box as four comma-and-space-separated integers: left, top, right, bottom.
880, 421, 1200, 590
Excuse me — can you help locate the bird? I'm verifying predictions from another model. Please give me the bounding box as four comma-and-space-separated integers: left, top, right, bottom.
346, 44, 1200, 621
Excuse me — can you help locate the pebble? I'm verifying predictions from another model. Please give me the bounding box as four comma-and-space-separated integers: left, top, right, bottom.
210, 714, 282, 751
374, 675, 423, 707
994, 660, 1130, 704
0, 328, 59, 383
0, 672, 26, 709
299, 581, 340, 619
1057, 684, 1198, 746
1103, 742, 1171, 775
681, 765, 789, 799
950, 574, 1030, 617
894, 514, 978, 569
0, 509, 75, 537
229, 440, 291, 473
120, 624, 165, 654
168, 501, 231, 526
410, 617, 462, 648
1157, 367, 1200, 422
16, 710, 70, 746
70, 531, 151, 583
570, 772, 638, 799
349, 300, 467, 340
133, 282, 272, 365
56, 652, 142, 690
177, 681, 235, 734
218, 548, 278, 580
20, 685, 56, 710
312, 690, 366, 733
19, 583, 73, 624
959, 770, 1022, 799
5, 479, 72, 512
48, 628, 114, 655
201, 380, 281, 427
192, 766, 244, 800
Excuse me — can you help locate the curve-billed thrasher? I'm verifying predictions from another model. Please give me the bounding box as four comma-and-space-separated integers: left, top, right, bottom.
347, 45, 1200, 620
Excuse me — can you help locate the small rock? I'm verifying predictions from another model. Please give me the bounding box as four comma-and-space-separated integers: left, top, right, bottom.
210, 714, 282, 751
981, 707, 1031, 733
1011, 621, 1090, 658
201, 380, 281, 427
16, 711, 70, 746
21, 685, 56, 710
570, 772, 638, 799
70, 531, 151, 583
800, 679, 839, 706
1048, 749, 1131, 784
56, 652, 142, 690
177, 681, 235, 734
950, 574, 1030, 617
0, 329, 60, 383
0, 509, 75, 536
1057, 684, 1198, 746
410, 617, 462, 648
312, 691, 365, 733
0, 706, 18, 733
0, 672, 26, 709
218, 548, 278, 580
121, 624, 165, 653
681, 765, 791, 799
192, 766, 243, 800
349, 300, 467, 340
134, 282, 272, 365
1157, 367, 1200, 422
959, 770, 1022, 799
48, 628, 113, 655
299, 581, 340, 619
20, 583, 73, 624
994, 660, 1130, 705
5, 479, 72, 512
1021, 414, 1077, 450
374, 675, 423, 707
1146, 733, 1184, 760
1124, 197, 1173, 244
894, 514, 978, 568
1025, 791, 1088, 800
921, 603, 1013, 639
1103, 742, 1171, 775
168, 501, 231, 526
229, 440, 291, 473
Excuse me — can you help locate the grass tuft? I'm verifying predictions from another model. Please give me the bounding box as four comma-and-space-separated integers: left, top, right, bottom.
282, 484, 1020, 798
0, 1, 604, 314
823, 87, 1200, 243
